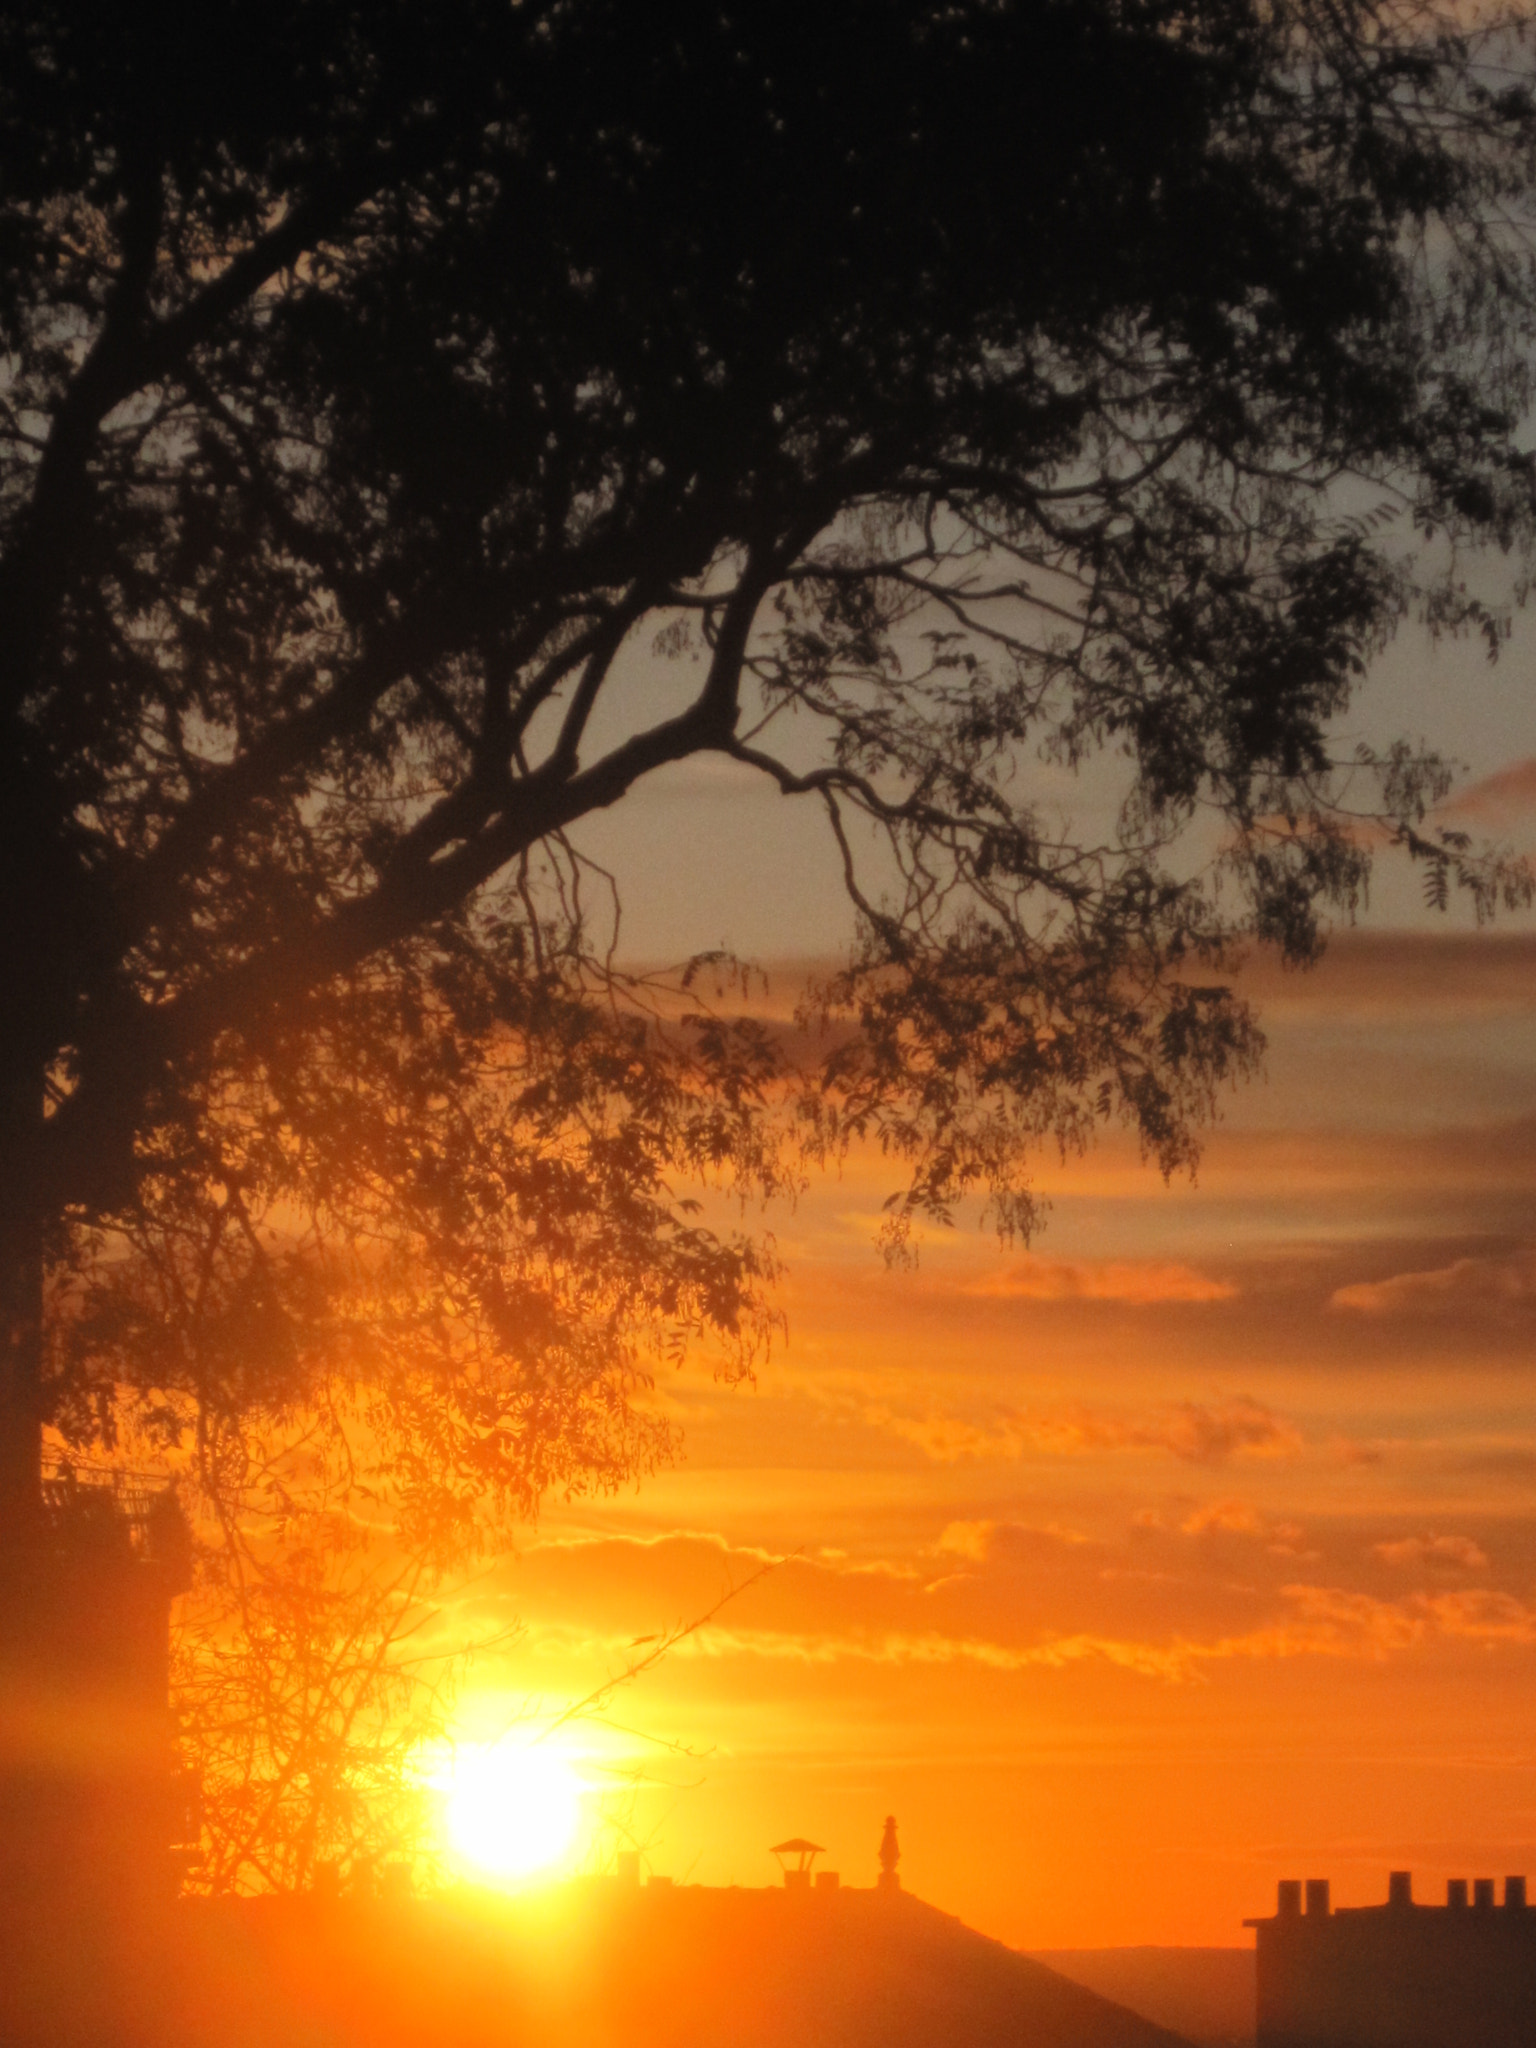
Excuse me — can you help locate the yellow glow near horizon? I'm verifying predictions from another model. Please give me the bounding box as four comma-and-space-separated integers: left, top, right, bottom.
441, 1743, 585, 1881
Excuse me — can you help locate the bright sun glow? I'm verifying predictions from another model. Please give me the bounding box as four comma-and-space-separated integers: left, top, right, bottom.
441, 1743, 585, 1881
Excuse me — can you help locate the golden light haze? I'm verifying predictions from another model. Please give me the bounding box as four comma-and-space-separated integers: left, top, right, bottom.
438, 1745, 585, 1881
418, 911, 1536, 1950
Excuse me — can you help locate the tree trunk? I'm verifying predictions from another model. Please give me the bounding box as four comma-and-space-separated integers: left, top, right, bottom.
0, 1070, 45, 1531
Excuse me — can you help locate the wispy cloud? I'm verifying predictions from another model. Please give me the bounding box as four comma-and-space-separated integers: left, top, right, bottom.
1372, 1533, 1489, 1571
682, 1623, 1198, 1681
1332, 1248, 1536, 1315
934, 1519, 1093, 1563
1442, 756, 1536, 829
1133, 1498, 1311, 1553
1019, 1397, 1302, 1464
869, 1395, 1302, 1466
1205, 1583, 1536, 1663
657, 1583, 1536, 1686
968, 1257, 1236, 1305
1181, 1497, 1265, 1536
1421, 1588, 1536, 1644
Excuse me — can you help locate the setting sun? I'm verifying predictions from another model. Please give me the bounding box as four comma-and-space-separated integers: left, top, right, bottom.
441, 1744, 585, 1881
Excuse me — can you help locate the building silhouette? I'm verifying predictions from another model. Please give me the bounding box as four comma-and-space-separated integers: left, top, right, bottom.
1247, 1869, 1536, 2048
0, 1462, 192, 2041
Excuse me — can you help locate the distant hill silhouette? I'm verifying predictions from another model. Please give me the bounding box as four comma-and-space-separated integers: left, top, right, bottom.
1031, 1948, 1255, 2046
143, 1884, 1199, 2048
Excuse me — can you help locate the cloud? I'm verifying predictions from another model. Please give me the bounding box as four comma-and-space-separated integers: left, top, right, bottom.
1181, 1498, 1264, 1536
969, 1257, 1237, 1306
936, 1520, 994, 1562
693, 1583, 1536, 1684
935, 1519, 1092, 1562
1442, 756, 1536, 829
1372, 1533, 1489, 1571
1019, 1397, 1302, 1465
1251, 1585, 1429, 1658
1331, 1248, 1536, 1315
1211, 1584, 1536, 1662
1420, 1589, 1536, 1644
1455, 1447, 1536, 1483
873, 1412, 1024, 1463
1139, 1498, 1312, 1553
1230, 929, 1536, 1024
869, 1395, 1302, 1467
438, 1523, 1536, 1740
681, 1622, 1211, 1683
1330, 1437, 1388, 1467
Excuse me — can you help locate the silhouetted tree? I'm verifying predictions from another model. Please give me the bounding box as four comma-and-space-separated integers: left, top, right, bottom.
171, 1532, 453, 1895
5, 0, 1536, 1551
56, 970, 785, 1886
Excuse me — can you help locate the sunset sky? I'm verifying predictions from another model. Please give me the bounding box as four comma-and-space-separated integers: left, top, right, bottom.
432, 619, 1536, 1953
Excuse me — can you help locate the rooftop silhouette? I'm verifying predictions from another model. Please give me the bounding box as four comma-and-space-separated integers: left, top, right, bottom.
155, 1877, 1196, 2048
1247, 1870, 1536, 2048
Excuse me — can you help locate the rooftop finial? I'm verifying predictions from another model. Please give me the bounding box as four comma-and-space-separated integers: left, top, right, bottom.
879, 1815, 900, 1892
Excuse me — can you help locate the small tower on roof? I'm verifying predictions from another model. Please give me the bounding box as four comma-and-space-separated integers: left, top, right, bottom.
771, 1837, 825, 1890
879, 1815, 901, 1892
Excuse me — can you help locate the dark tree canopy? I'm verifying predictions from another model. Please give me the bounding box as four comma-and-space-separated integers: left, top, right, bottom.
4, 0, 1536, 1542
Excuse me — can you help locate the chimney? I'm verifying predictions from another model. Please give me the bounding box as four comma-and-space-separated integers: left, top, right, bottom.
1448, 1880, 1469, 1909
1506, 1877, 1528, 1910
1474, 1879, 1496, 1909
1277, 1881, 1302, 1917
1388, 1871, 1413, 1910
1305, 1880, 1331, 1917
815, 1870, 840, 1892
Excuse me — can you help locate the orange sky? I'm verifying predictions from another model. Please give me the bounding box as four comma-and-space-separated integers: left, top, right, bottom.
423, 903, 1536, 1948
397, 584, 1536, 1950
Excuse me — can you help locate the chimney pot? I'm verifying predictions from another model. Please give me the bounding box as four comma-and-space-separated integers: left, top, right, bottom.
1474, 1879, 1496, 1909
1278, 1881, 1302, 1917
1305, 1880, 1330, 1917
1448, 1880, 1469, 1909
1506, 1877, 1527, 1910
1388, 1871, 1413, 1909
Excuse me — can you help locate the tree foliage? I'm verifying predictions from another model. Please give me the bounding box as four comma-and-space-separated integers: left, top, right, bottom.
5, 0, 1536, 1854
170, 1517, 453, 1896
